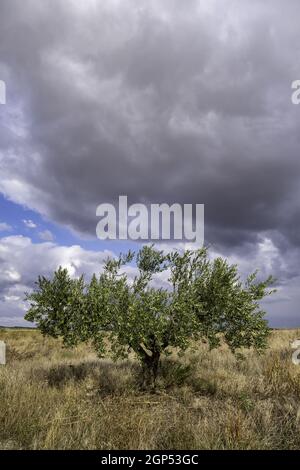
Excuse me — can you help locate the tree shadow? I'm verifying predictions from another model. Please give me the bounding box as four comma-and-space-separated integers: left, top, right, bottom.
159, 358, 217, 396
46, 362, 95, 387
40, 360, 142, 393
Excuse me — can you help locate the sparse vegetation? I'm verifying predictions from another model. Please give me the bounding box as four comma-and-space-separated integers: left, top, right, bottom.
1, 328, 300, 450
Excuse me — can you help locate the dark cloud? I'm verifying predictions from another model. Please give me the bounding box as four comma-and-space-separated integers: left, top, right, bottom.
0, 0, 300, 307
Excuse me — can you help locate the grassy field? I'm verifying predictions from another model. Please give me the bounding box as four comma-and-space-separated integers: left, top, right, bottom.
1, 328, 300, 450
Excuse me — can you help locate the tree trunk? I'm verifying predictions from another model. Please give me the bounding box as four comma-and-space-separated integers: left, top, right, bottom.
140, 350, 160, 391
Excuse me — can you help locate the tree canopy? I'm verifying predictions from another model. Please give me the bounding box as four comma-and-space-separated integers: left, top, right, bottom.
25, 246, 275, 389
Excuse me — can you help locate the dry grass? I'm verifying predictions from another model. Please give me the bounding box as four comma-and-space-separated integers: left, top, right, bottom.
1, 328, 300, 450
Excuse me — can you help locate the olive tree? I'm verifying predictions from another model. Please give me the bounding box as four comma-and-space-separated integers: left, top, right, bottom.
25, 246, 275, 389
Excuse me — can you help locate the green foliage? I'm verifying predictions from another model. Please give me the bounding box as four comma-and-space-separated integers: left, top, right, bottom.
25, 246, 275, 387
25, 267, 85, 347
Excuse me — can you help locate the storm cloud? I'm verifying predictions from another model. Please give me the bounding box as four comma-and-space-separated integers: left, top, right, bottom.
0, 0, 300, 325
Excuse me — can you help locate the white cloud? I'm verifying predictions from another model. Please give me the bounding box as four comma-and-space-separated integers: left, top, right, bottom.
0, 235, 115, 326
0, 222, 12, 232
38, 229, 54, 241
4, 269, 21, 282
23, 219, 37, 229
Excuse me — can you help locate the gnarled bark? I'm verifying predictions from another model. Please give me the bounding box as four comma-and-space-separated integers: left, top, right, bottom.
137, 342, 161, 390
141, 350, 160, 390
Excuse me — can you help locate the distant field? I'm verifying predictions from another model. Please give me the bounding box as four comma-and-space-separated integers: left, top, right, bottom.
1, 328, 300, 450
